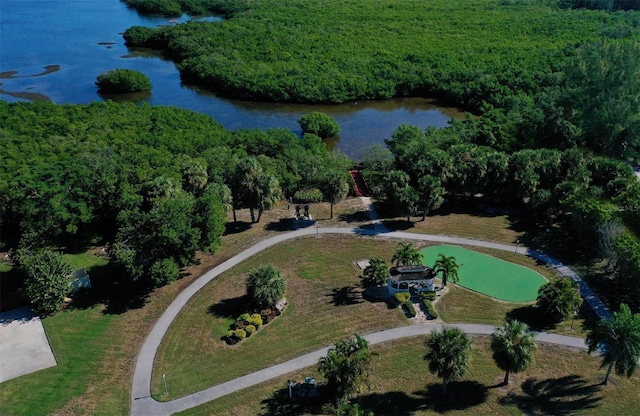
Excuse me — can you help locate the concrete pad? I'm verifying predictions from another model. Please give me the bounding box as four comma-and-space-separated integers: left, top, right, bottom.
0, 306, 57, 383
356, 259, 370, 270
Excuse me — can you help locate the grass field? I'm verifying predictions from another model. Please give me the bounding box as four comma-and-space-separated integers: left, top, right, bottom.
151, 234, 584, 401
0, 198, 634, 415
174, 336, 640, 416
421, 245, 548, 302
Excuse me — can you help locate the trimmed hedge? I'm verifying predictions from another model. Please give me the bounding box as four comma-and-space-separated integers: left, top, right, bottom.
420, 290, 437, 301
403, 300, 417, 318
394, 292, 411, 303
421, 298, 438, 320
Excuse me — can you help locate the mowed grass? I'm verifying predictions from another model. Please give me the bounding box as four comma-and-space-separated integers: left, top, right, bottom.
152, 234, 564, 400
175, 336, 640, 416
152, 235, 409, 400
382, 204, 529, 245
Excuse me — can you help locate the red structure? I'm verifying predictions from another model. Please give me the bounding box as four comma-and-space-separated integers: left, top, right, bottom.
349, 168, 371, 197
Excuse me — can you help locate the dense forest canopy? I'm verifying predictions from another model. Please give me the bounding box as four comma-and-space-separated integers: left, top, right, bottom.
0, 101, 350, 285
122, 0, 640, 159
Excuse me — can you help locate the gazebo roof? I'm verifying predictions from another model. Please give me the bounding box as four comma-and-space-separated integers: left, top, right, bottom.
389, 265, 436, 282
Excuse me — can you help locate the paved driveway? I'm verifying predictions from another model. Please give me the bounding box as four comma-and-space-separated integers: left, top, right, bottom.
0, 306, 57, 383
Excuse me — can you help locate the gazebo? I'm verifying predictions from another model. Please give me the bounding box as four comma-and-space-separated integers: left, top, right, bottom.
387, 265, 436, 295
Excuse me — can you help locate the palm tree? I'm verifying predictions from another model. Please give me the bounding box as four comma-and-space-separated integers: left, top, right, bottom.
433, 254, 460, 286
392, 242, 423, 266
586, 303, 640, 385
363, 257, 390, 287
424, 326, 473, 396
490, 320, 538, 385
245, 265, 286, 308
318, 334, 371, 406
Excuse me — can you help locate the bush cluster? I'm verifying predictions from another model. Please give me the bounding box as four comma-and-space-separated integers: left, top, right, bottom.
225, 311, 269, 344
95, 69, 152, 93
259, 306, 280, 324
293, 188, 323, 204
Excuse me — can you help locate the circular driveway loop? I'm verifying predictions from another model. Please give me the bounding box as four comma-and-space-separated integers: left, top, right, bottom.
131, 227, 610, 416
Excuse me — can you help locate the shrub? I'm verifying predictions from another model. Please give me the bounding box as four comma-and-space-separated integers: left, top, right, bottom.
421, 298, 438, 319
297, 112, 341, 138
96, 69, 152, 93
403, 300, 417, 317
245, 324, 256, 336
260, 307, 278, 324
293, 188, 323, 203
394, 292, 411, 303
233, 329, 247, 340
248, 313, 263, 328
21, 249, 74, 316
150, 257, 180, 286
231, 320, 246, 331
420, 290, 437, 301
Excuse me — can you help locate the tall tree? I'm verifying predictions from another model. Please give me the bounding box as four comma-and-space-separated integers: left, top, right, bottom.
20, 249, 74, 316
424, 327, 473, 397
536, 277, 583, 323
245, 265, 286, 308
433, 254, 460, 287
586, 303, 640, 385
320, 169, 350, 219
490, 320, 538, 385
112, 190, 201, 286
384, 170, 418, 222
363, 257, 390, 286
318, 334, 371, 406
232, 157, 282, 223
392, 242, 423, 266
417, 175, 445, 221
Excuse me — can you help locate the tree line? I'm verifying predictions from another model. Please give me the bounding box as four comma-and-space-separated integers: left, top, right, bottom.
361, 121, 640, 312
0, 101, 351, 291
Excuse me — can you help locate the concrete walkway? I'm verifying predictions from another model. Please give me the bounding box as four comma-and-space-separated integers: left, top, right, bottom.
132, 322, 587, 416
131, 225, 609, 415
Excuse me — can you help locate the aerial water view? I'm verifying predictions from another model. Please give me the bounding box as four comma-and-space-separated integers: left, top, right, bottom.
1, 1, 639, 415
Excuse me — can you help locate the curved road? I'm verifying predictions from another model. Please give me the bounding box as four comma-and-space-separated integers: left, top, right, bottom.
131, 226, 610, 416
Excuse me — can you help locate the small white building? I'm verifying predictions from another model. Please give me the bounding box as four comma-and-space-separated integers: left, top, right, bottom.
387, 265, 436, 295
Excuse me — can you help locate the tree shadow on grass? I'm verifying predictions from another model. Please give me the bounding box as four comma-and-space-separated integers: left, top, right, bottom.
420, 380, 489, 413
506, 302, 596, 333
224, 221, 252, 235
358, 391, 427, 415
68, 263, 150, 314
499, 375, 602, 415
207, 295, 247, 319
380, 220, 415, 231
506, 305, 556, 331
326, 286, 364, 306
337, 210, 370, 224
258, 384, 329, 416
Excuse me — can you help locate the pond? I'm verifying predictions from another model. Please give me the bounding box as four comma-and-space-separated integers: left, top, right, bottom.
0, 0, 464, 160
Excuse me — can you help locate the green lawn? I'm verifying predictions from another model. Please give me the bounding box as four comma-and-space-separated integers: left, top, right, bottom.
422, 245, 547, 302
175, 336, 640, 416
